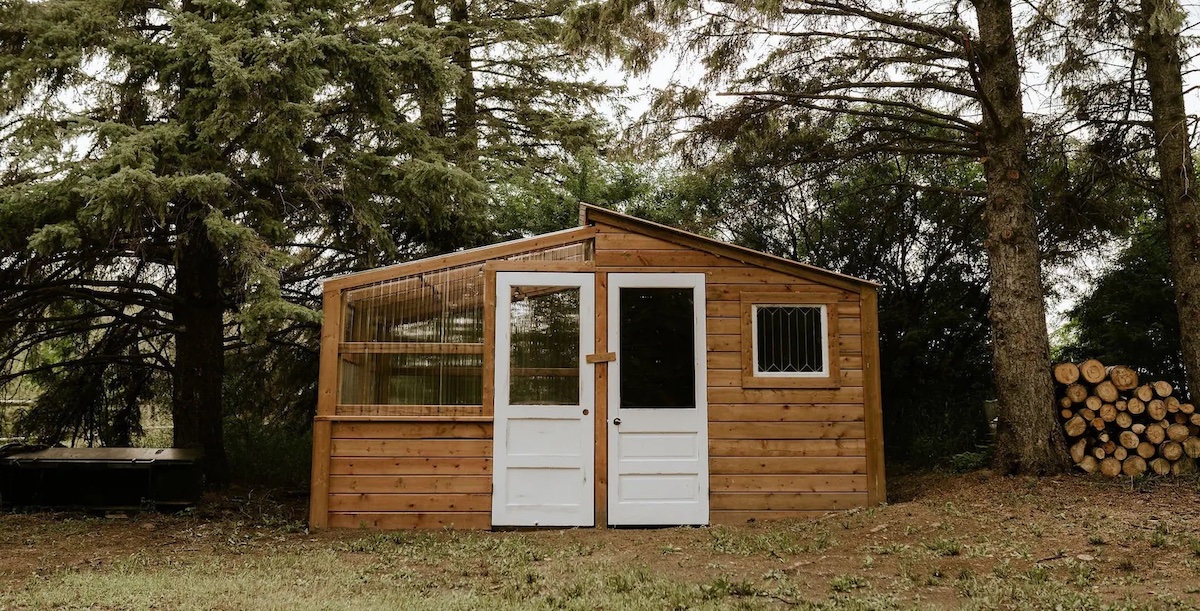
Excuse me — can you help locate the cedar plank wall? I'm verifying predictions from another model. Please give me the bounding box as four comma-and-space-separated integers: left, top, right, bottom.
592, 221, 870, 524
325, 421, 493, 529
315, 221, 876, 529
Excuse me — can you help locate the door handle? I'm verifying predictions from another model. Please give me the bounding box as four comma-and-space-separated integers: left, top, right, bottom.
613, 418, 621, 426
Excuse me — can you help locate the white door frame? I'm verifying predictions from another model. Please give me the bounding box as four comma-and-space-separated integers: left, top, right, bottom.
492, 272, 596, 527
606, 272, 709, 526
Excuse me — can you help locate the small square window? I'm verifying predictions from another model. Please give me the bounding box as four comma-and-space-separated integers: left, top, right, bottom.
753, 305, 828, 376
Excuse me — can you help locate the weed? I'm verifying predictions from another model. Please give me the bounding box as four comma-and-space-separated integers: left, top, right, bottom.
1151, 524, 1169, 548
762, 569, 786, 582
867, 542, 909, 556
1117, 557, 1136, 572
1088, 534, 1106, 546
1071, 562, 1095, 588
1025, 565, 1049, 585
947, 449, 991, 473
830, 574, 867, 593
924, 538, 963, 557
700, 577, 759, 599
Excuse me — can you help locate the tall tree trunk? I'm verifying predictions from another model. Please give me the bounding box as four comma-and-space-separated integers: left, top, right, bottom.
173, 219, 228, 486
973, 0, 1070, 473
451, 0, 478, 166
1138, 0, 1200, 398
415, 0, 446, 137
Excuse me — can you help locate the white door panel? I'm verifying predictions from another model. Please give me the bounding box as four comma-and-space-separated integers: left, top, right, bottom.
492, 272, 595, 527
607, 273, 709, 526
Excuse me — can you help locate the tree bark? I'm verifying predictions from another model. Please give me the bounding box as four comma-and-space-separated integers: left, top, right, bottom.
173, 219, 228, 486
415, 0, 446, 137
1139, 0, 1200, 399
451, 0, 479, 166
973, 0, 1069, 474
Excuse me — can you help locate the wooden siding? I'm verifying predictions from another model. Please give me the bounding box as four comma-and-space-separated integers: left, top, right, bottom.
311, 212, 882, 529
590, 220, 872, 523
324, 420, 492, 529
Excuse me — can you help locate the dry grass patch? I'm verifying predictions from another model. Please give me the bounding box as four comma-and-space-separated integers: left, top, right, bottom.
2, 473, 1200, 609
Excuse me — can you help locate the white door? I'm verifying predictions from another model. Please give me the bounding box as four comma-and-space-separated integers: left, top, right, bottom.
492, 272, 595, 526
607, 273, 709, 526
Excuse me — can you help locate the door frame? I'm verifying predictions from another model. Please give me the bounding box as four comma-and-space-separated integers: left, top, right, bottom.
492, 271, 596, 527
605, 272, 709, 526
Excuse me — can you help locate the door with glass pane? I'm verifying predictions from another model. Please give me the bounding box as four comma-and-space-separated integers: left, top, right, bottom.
492, 272, 595, 526
607, 273, 709, 526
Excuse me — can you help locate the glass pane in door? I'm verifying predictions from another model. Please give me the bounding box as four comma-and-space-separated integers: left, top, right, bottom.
509, 285, 581, 405
619, 287, 695, 408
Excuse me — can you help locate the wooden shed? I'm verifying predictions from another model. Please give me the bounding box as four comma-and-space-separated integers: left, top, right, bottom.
309, 205, 884, 529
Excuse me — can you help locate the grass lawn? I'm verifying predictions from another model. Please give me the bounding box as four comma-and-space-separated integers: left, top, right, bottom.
2, 473, 1200, 610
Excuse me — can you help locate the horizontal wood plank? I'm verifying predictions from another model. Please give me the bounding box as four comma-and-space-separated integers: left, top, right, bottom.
708, 351, 862, 371
712, 456, 867, 474
328, 512, 491, 529
708, 387, 864, 404
711, 511, 835, 525
707, 285, 857, 301
595, 233, 690, 251
710, 439, 867, 457
318, 414, 493, 422
709, 404, 865, 422
711, 492, 867, 511
332, 422, 492, 440
329, 475, 491, 494
595, 249, 745, 268
707, 300, 859, 318
705, 316, 860, 336
329, 493, 490, 512
707, 369, 864, 388
331, 439, 492, 458
711, 474, 868, 492
711, 421, 865, 440
330, 457, 492, 475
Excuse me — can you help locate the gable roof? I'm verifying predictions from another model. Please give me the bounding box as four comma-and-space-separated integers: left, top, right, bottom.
322, 205, 877, 293
580, 204, 877, 292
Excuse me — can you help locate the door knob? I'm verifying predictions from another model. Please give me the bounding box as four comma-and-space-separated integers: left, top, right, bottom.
613, 418, 621, 425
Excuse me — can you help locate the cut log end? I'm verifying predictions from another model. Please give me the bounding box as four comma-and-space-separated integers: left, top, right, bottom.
1079, 359, 1106, 384
1153, 380, 1173, 398
1107, 365, 1139, 391
1149, 458, 1172, 476
1122, 455, 1147, 477
1099, 456, 1123, 477
1054, 362, 1081, 385
1094, 381, 1119, 403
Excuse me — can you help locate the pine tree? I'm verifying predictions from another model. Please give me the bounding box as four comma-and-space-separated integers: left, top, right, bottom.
413, 0, 614, 221
0, 0, 481, 483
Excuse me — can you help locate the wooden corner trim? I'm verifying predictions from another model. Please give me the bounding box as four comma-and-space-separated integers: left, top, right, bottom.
861, 288, 886, 505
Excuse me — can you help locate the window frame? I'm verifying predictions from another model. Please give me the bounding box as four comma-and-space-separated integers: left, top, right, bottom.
740, 292, 841, 389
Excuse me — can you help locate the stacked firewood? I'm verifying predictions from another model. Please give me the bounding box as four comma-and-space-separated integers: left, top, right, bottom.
1055, 360, 1200, 477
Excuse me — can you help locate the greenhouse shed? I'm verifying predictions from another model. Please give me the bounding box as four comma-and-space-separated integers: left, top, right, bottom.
309, 205, 884, 529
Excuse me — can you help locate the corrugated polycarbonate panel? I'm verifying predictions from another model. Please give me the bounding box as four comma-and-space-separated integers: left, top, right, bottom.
335, 238, 591, 417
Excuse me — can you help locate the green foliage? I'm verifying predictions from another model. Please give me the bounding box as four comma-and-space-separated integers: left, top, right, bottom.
1060, 216, 1185, 395
0, 0, 610, 468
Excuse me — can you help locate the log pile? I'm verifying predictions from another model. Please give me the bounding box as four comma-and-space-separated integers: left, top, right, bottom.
1055, 360, 1199, 477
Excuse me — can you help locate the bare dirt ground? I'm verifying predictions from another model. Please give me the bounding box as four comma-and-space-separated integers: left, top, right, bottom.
1, 472, 1199, 610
